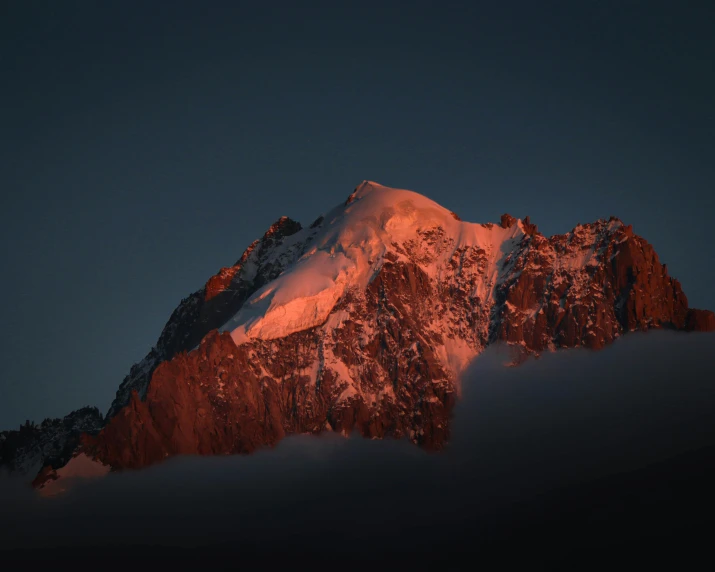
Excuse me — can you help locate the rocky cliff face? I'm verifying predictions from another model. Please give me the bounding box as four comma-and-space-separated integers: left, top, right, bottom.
106, 215, 308, 419
491, 217, 697, 350
3, 181, 713, 486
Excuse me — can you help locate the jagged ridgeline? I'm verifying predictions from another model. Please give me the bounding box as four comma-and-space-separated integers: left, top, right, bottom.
2, 181, 713, 489
0, 407, 103, 475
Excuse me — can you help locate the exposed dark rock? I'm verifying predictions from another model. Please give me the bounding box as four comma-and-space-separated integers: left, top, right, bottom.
685, 309, 715, 332
500, 213, 516, 229
0, 407, 103, 475
522, 215, 538, 236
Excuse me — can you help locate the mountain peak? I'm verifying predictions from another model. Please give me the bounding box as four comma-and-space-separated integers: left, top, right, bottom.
222, 182, 526, 345
346, 180, 385, 204
5, 180, 713, 489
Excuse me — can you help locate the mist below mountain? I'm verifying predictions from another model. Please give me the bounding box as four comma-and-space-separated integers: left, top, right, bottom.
2, 331, 714, 567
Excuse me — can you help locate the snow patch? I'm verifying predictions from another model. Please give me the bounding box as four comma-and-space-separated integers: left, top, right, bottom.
38, 454, 110, 497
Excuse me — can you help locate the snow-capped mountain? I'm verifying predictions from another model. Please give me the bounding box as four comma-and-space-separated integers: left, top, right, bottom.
3, 181, 713, 485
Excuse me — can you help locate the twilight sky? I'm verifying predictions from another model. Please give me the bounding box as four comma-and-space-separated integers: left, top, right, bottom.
1, 1, 714, 429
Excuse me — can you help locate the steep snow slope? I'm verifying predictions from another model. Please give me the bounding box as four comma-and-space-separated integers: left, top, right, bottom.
222, 180, 525, 348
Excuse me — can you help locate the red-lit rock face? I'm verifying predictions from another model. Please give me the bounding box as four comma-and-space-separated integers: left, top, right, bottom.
105, 215, 305, 419
86, 260, 458, 469
80, 214, 713, 472
492, 219, 699, 350
205, 267, 241, 301
685, 309, 715, 332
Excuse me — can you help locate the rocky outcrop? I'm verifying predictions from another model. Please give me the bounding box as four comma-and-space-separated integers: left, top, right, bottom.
0, 407, 103, 475
500, 213, 517, 229
491, 218, 697, 350
204, 266, 241, 301
522, 216, 538, 236
685, 309, 715, 332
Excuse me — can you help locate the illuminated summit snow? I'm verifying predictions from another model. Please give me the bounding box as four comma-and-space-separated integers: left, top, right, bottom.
221, 181, 525, 345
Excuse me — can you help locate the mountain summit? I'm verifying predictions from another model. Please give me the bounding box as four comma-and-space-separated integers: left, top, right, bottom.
2, 181, 713, 487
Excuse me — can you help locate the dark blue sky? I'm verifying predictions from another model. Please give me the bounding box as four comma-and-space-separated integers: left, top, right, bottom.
1, 1, 713, 429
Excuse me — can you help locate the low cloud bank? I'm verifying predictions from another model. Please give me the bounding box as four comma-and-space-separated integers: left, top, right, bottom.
1, 332, 714, 564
